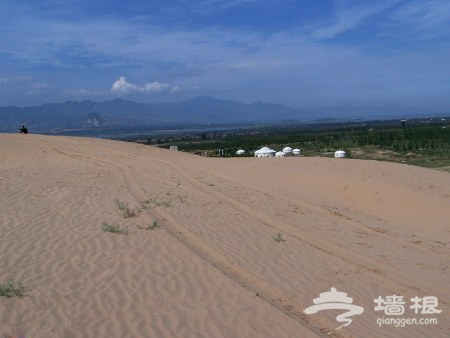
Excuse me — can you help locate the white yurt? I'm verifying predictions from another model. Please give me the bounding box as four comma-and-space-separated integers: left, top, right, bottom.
292, 148, 301, 156
282, 147, 293, 156
275, 151, 286, 157
334, 150, 346, 158
254, 147, 276, 157
236, 149, 245, 155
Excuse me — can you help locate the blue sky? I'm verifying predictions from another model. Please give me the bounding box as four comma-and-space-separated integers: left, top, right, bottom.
1, 0, 450, 111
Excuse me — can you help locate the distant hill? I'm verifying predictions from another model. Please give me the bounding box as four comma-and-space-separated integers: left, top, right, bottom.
0, 96, 433, 133
0, 97, 307, 133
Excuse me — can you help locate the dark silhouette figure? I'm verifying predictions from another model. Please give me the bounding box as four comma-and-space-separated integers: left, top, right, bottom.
19, 125, 28, 134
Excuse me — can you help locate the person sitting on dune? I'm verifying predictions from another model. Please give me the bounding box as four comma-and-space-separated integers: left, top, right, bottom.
19, 125, 28, 134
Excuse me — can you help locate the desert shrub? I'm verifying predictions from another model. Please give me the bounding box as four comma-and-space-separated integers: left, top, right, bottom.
136, 220, 161, 231
147, 220, 160, 230
0, 280, 26, 298
115, 199, 140, 218
273, 232, 286, 242
142, 198, 172, 208
101, 223, 129, 235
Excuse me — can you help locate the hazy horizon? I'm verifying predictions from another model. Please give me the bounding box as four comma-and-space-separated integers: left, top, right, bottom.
0, 96, 448, 117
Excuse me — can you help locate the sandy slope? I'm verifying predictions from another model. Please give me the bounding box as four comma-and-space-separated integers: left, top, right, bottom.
0, 134, 449, 338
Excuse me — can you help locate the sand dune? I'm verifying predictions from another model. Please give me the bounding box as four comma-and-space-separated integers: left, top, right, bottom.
1, 134, 449, 338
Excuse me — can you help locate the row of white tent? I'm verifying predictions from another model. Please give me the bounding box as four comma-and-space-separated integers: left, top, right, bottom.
236, 147, 346, 158
254, 146, 301, 157
235, 147, 300, 157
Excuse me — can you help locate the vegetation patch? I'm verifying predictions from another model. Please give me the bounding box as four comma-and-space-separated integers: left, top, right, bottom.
137, 220, 161, 231
101, 222, 129, 235
273, 232, 286, 243
147, 220, 161, 230
115, 199, 140, 218
0, 279, 26, 298
142, 198, 172, 208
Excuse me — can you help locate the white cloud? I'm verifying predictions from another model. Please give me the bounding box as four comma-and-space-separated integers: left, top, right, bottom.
311, 2, 397, 39
111, 76, 177, 95
170, 86, 180, 93
386, 0, 450, 39
0, 77, 9, 83
143, 81, 170, 92
25, 81, 49, 95
111, 76, 139, 93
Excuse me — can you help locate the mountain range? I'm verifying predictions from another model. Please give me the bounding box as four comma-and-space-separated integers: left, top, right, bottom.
0, 96, 432, 133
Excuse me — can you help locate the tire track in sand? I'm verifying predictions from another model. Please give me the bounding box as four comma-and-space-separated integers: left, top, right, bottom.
107, 152, 448, 298
32, 138, 334, 338
48, 140, 447, 298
